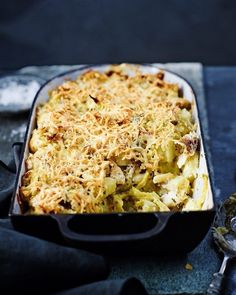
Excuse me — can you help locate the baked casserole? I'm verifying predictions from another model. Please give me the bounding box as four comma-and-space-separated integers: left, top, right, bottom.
20, 64, 207, 214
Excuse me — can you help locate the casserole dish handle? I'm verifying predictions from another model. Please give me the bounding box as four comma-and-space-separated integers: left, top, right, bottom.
53, 213, 172, 243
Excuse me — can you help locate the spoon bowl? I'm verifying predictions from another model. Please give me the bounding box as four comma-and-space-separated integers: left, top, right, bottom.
207, 193, 236, 294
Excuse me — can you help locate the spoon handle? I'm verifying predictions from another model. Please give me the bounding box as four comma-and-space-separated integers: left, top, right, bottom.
206, 255, 229, 295
206, 272, 225, 295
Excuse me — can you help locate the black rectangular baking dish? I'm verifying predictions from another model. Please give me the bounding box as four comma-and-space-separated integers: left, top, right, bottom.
9, 64, 215, 255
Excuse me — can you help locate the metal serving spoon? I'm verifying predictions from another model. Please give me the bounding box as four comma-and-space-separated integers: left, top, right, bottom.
207, 193, 236, 295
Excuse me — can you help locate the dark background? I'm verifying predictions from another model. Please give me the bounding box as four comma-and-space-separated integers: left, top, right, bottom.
0, 0, 236, 69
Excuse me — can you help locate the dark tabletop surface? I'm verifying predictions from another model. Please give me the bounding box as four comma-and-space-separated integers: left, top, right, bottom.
1, 0, 236, 68
0, 66, 236, 294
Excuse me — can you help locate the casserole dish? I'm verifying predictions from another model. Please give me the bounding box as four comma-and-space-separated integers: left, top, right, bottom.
10, 64, 215, 255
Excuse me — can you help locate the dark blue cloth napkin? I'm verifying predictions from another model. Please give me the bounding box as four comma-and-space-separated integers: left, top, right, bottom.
0, 146, 147, 295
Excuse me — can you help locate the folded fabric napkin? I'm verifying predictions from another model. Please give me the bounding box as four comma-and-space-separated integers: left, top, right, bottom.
0, 145, 148, 295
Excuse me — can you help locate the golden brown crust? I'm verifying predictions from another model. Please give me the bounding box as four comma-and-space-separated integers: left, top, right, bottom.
20, 64, 200, 214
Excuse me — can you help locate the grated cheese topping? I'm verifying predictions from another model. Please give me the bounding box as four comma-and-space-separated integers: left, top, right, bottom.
20, 64, 205, 214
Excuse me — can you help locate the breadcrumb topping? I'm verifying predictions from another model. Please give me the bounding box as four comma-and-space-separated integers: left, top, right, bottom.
20, 64, 203, 214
